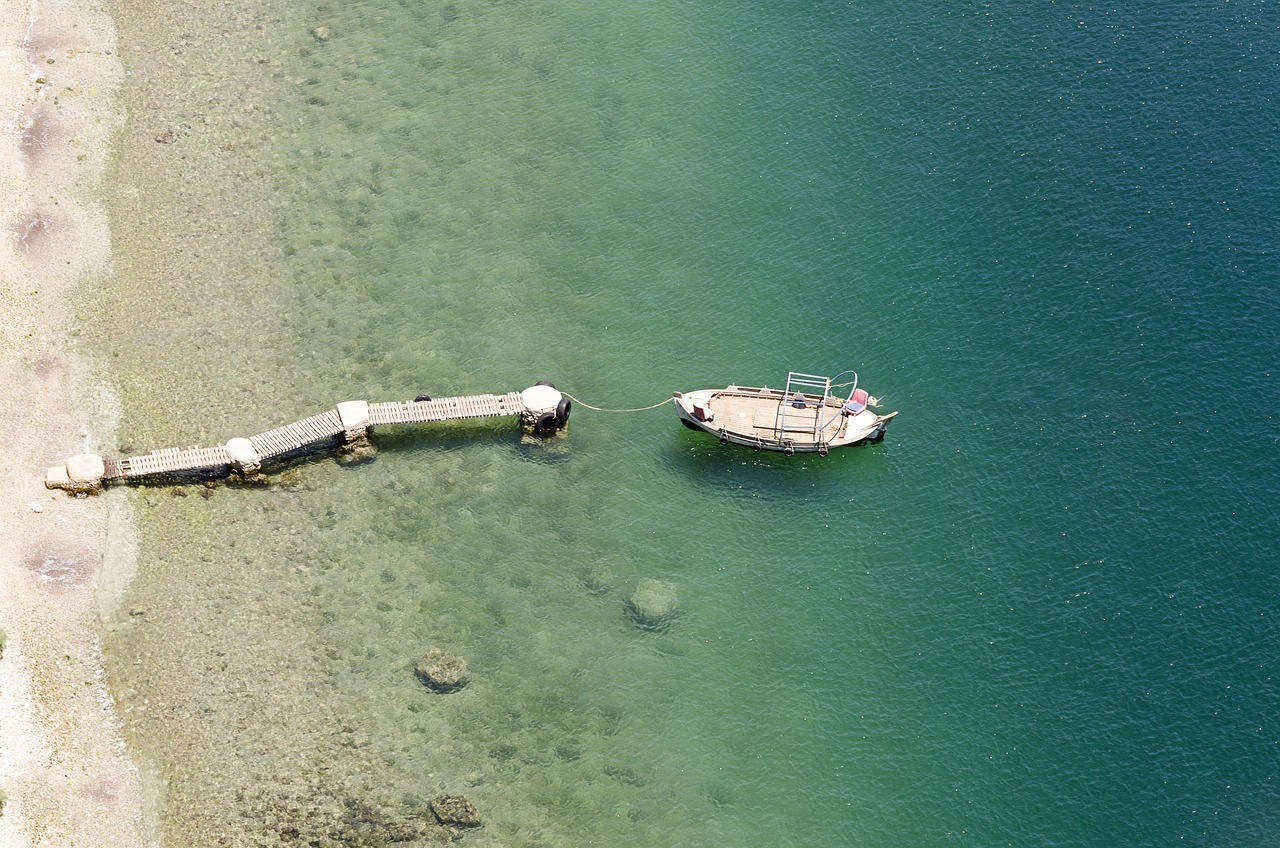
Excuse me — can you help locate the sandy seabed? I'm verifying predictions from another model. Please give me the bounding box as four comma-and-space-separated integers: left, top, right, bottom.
0, 1, 148, 845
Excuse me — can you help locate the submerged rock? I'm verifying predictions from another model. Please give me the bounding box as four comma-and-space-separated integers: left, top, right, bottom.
415, 649, 470, 693
580, 566, 616, 596
248, 790, 427, 846
275, 467, 305, 488
336, 436, 377, 465
230, 470, 270, 487
430, 794, 481, 829
627, 579, 679, 630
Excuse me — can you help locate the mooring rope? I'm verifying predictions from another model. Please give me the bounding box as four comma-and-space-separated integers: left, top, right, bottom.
562, 393, 674, 413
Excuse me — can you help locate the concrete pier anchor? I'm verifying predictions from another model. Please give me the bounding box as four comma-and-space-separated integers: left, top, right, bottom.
518, 383, 571, 433
336, 400, 370, 442
224, 437, 262, 475
44, 453, 106, 495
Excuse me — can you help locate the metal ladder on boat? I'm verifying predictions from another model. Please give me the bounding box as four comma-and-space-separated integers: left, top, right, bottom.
776, 372, 835, 442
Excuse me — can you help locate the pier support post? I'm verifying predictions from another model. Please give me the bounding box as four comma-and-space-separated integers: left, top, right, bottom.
225, 438, 261, 475
519, 384, 568, 432
336, 400, 371, 442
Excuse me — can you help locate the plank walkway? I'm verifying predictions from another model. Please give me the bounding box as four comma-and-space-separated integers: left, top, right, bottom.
98, 392, 529, 483
104, 446, 232, 479
369, 392, 524, 426
249, 410, 345, 460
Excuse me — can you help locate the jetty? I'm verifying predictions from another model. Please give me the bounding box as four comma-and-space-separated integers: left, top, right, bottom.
45, 383, 571, 494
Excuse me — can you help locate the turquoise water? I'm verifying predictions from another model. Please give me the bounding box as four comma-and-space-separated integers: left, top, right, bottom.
95, 0, 1280, 845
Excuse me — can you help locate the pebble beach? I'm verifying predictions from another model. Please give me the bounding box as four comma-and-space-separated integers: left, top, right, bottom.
0, 1, 146, 846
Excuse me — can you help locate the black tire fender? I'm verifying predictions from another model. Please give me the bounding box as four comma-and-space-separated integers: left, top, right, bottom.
535, 411, 558, 432
555, 397, 572, 427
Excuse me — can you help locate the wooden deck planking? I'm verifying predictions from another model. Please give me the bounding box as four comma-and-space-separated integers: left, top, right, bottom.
105, 445, 232, 480
368, 392, 524, 426
251, 427, 303, 458
246, 410, 340, 458
711, 392, 851, 442
304, 410, 344, 439
247, 432, 282, 457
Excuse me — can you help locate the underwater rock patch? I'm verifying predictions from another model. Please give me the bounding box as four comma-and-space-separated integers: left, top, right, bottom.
430, 794, 481, 829
626, 579, 679, 630
415, 649, 470, 693
580, 566, 616, 596
246, 789, 429, 846
336, 436, 377, 465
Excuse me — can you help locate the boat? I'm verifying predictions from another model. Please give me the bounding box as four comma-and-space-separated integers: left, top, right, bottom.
672, 371, 897, 455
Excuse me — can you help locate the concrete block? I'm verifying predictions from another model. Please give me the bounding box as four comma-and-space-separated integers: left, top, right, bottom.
44, 453, 106, 494
45, 464, 71, 489
225, 437, 261, 472
520, 384, 562, 415
337, 400, 370, 440
66, 453, 105, 484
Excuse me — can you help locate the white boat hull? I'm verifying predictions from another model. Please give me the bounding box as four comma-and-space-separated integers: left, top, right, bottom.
673, 385, 896, 454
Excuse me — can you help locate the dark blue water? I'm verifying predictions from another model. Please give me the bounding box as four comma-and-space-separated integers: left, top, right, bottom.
98, 0, 1280, 845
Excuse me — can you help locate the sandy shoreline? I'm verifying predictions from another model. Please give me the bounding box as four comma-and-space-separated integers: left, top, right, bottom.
0, 1, 147, 846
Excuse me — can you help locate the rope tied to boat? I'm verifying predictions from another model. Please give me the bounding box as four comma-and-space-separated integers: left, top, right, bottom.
561, 393, 674, 413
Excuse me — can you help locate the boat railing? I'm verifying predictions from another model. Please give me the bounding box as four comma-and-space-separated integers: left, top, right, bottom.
776, 372, 831, 439
775, 370, 862, 440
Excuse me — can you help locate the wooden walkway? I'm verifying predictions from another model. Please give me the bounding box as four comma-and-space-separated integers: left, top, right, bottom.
92, 392, 531, 483
369, 393, 524, 426
249, 410, 345, 461
104, 446, 232, 479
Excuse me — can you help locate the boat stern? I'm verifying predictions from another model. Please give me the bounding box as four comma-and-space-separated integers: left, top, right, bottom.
868, 410, 898, 441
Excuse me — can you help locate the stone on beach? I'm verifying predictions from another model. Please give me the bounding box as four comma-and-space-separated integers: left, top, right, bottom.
627, 579, 679, 629
415, 649, 470, 692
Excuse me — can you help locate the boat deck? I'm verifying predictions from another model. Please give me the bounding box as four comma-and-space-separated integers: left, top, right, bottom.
708, 389, 848, 443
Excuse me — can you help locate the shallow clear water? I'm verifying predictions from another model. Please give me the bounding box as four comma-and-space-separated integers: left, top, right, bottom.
93, 0, 1280, 845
